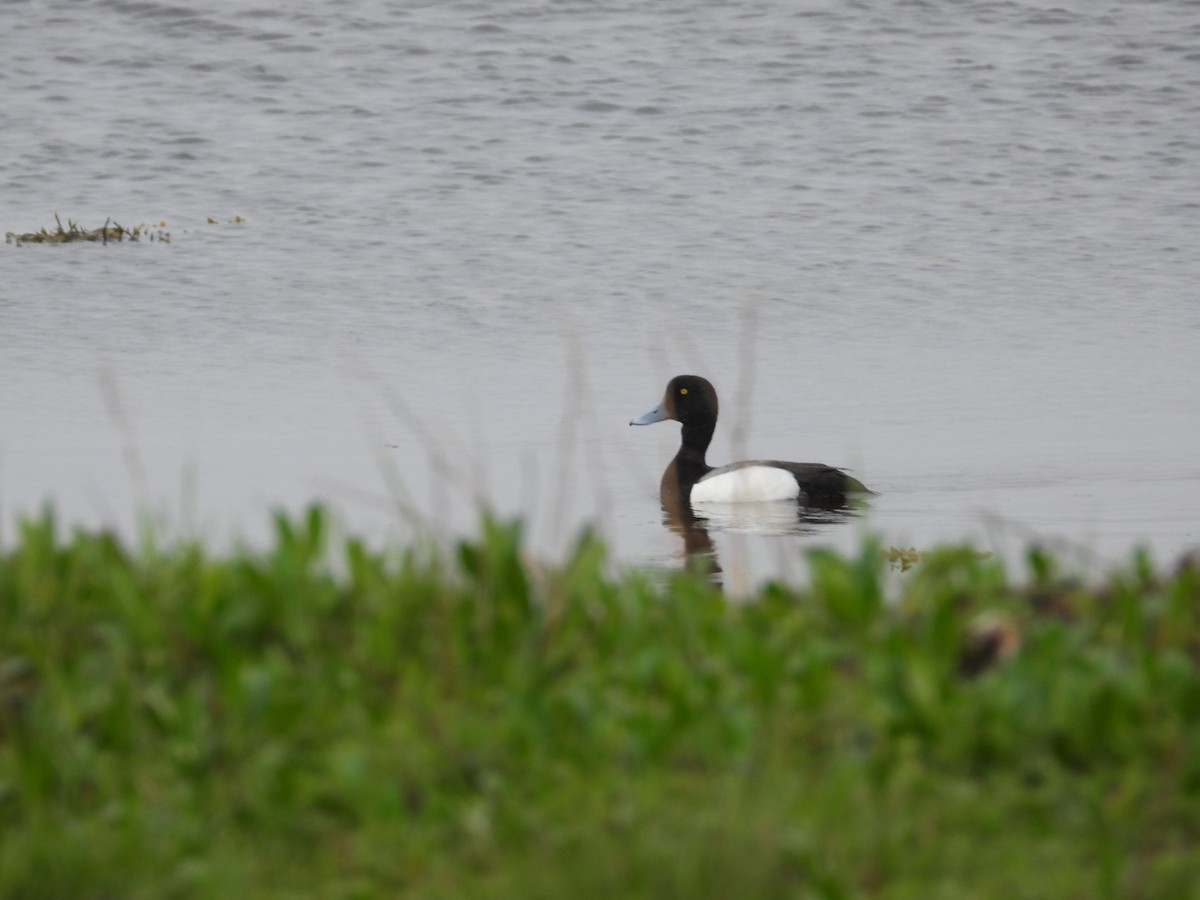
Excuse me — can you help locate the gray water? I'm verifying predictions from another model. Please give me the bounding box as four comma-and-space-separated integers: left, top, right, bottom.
3, 0, 1199, 585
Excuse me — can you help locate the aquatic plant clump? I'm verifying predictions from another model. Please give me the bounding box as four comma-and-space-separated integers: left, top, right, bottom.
0, 507, 1198, 898
5, 215, 170, 245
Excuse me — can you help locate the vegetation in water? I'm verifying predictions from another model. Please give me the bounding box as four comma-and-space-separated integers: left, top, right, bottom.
1, 507, 1198, 898
884, 545, 992, 572
5, 214, 170, 245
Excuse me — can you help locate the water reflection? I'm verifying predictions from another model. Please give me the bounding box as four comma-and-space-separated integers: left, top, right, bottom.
659, 487, 866, 583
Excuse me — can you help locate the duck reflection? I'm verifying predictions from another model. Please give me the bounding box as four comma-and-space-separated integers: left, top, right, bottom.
659, 481, 720, 575
660, 481, 867, 580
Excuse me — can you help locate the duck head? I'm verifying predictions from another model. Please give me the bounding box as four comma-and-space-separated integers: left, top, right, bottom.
629, 374, 719, 428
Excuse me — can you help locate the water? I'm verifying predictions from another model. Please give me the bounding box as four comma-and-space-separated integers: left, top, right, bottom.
3, 0, 1199, 585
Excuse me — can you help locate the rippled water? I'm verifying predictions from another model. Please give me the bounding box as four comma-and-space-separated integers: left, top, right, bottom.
3, 0, 1199, 583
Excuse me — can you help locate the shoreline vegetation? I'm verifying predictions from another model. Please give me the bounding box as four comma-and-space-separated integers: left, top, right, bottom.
2, 506, 1198, 898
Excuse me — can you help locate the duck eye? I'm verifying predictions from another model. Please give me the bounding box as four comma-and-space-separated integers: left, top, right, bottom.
679, 388, 689, 396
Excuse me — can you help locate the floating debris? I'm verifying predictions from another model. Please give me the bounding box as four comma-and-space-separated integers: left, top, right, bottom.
884, 546, 925, 571
884, 545, 993, 571
5, 214, 171, 246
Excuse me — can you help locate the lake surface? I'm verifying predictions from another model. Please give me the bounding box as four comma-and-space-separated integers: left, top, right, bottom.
3, 0, 1199, 586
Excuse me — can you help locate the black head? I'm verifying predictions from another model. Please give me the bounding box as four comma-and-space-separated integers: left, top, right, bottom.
661, 375, 718, 425
630, 375, 719, 427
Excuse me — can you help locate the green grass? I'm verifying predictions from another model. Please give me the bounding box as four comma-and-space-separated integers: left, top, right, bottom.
2, 506, 1199, 898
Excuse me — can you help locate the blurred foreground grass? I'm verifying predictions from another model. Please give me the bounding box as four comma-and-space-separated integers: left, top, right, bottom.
2, 507, 1198, 898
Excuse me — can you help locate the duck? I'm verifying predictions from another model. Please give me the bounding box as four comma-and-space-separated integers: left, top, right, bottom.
630, 374, 869, 510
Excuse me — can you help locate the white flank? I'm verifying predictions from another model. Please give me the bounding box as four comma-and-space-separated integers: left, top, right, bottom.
690, 465, 800, 503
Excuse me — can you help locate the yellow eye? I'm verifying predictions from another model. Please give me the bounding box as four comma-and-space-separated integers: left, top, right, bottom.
679, 388, 689, 395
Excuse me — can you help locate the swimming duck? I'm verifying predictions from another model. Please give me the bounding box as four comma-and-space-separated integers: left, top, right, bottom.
631, 374, 869, 509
